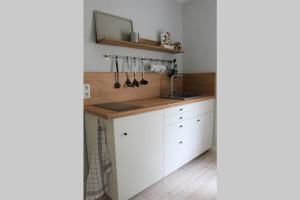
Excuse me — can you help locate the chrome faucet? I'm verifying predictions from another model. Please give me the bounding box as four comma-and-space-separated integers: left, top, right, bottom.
170, 74, 183, 97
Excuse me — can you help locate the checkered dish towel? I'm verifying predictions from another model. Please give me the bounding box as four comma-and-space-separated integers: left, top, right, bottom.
85, 119, 112, 200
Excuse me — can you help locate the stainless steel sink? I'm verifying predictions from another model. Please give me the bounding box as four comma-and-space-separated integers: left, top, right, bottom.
160, 94, 206, 100
165, 75, 207, 100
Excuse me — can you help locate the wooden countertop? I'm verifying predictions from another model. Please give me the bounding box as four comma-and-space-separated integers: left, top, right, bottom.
84, 96, 215, 119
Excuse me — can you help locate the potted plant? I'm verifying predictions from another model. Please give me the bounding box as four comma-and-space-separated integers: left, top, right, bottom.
167, 59, 178, 77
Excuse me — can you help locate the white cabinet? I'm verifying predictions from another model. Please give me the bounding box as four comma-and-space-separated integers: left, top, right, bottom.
182, 117, 201, 163
164, 122, 185, 175
85, 99, 214, 200
198, 112, 214, 153
163, 100, 214, 176
186, 113, 214, 160
85, 110, 163, 200
113, 110, 164, 200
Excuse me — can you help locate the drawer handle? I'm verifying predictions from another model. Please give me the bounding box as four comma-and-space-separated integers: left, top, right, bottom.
179, 125, 183, 128
123, 133, 128, 136
179, 116, 183, 120
179, 141, 183, 144
197, 119, 200, 122
179, 108, 183, 111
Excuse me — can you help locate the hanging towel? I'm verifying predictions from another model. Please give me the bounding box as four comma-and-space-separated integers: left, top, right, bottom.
148, 64, 167, 73
85, 119, 112, 200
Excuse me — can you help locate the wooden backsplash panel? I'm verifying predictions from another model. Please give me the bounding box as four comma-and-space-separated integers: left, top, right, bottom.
84, 72, 215, 106
183, 73, 216, 96
84, 72, 162, 105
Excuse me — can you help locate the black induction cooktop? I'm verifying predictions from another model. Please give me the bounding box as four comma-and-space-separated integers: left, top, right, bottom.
93, 102, 144, 112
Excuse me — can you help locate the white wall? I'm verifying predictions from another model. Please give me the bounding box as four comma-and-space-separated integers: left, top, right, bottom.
183, 0, 217, 73
84, 0, 183, 72
183, 0, 217, 147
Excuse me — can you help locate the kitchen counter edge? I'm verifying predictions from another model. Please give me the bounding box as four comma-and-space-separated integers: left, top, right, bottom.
84, 96, 215, 120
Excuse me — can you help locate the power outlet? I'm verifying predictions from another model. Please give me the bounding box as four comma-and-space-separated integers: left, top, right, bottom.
84, 84, 91, 99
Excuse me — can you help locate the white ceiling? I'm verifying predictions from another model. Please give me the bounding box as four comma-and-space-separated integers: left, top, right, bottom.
175, 0, 192, 4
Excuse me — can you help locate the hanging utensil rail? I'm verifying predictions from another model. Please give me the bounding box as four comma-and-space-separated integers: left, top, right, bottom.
104, 53, 176, 63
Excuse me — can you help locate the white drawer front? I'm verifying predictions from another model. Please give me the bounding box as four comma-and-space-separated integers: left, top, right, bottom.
164, 111, 196, 126
192, 99, 214, 116
163, 103, 194, 117
164, 100, 214, 125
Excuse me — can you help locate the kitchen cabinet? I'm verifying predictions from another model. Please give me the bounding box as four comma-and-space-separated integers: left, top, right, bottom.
187, 112, 214, 161
198, 112, 214, 153
85, 110, 163, 200
113, 110, 164, 200
163, 100, 214, 176
85, 99, 214, 200
164, 121, 186, 175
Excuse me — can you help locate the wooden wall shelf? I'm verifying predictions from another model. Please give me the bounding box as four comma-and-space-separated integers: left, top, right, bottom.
97, 38, 184, 54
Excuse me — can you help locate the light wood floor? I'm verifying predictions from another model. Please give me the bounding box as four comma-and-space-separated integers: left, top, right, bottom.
100, 149, 217, 200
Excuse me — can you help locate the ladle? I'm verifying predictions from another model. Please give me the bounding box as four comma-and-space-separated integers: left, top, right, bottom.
114, 56, 121, 88
140, 58, 148, 85
125, 57, 134, 87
